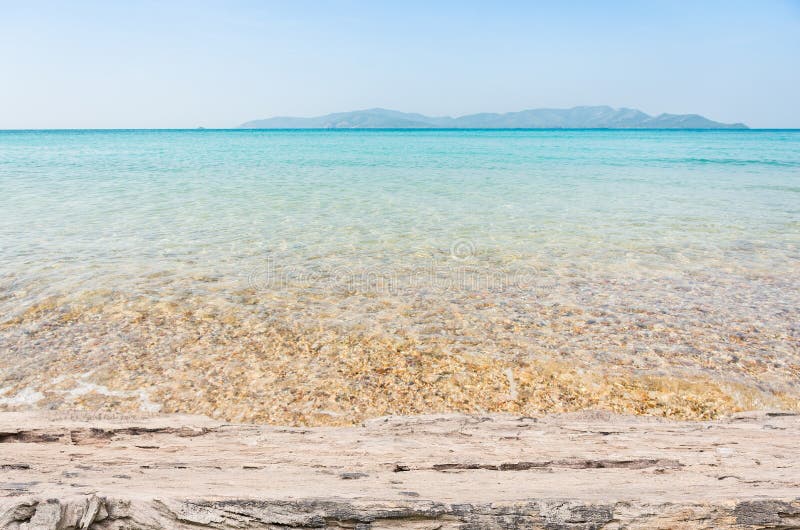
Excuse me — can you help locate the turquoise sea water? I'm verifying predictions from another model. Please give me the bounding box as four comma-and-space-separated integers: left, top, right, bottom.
1, 129, 799, 408
2, 130, 799, 286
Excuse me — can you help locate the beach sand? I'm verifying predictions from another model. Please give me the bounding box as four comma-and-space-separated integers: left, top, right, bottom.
1, 410, 799, 528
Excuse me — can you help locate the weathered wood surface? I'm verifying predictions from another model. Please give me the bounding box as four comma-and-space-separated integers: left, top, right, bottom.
1, 410, 798, 529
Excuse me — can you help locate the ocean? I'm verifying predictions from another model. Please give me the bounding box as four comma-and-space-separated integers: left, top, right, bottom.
1, 129, 798, 423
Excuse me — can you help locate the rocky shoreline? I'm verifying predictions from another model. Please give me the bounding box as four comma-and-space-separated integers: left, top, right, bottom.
1, 410, 799, 528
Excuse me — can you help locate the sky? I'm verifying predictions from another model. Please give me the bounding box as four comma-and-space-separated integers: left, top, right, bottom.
1, 0, 798, 129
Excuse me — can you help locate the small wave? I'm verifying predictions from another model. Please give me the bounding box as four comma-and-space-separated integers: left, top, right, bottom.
646, 157, 800, 167
744, 184, 800, 193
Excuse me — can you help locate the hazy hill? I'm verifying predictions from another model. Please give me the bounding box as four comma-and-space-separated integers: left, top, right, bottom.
240, 106, 747, 129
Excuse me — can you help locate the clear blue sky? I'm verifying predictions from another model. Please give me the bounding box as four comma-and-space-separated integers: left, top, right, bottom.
1, 0, 798, 128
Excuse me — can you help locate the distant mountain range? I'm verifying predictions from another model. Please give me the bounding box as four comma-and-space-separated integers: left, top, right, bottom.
240, 106, 747, 129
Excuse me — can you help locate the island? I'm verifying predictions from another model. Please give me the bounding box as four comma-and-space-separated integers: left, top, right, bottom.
240, 106, 748, 129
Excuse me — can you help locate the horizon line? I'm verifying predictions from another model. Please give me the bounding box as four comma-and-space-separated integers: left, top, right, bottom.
2, 128, 800, 132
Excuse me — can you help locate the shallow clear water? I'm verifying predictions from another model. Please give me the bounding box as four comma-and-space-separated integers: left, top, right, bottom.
1, 129, 799, 420
2, 130, 798, 301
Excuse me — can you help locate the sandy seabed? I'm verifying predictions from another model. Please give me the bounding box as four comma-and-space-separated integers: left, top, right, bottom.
2, 267, 798, 425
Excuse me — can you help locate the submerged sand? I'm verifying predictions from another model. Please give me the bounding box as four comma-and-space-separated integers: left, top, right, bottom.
1, 280, 797, 425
